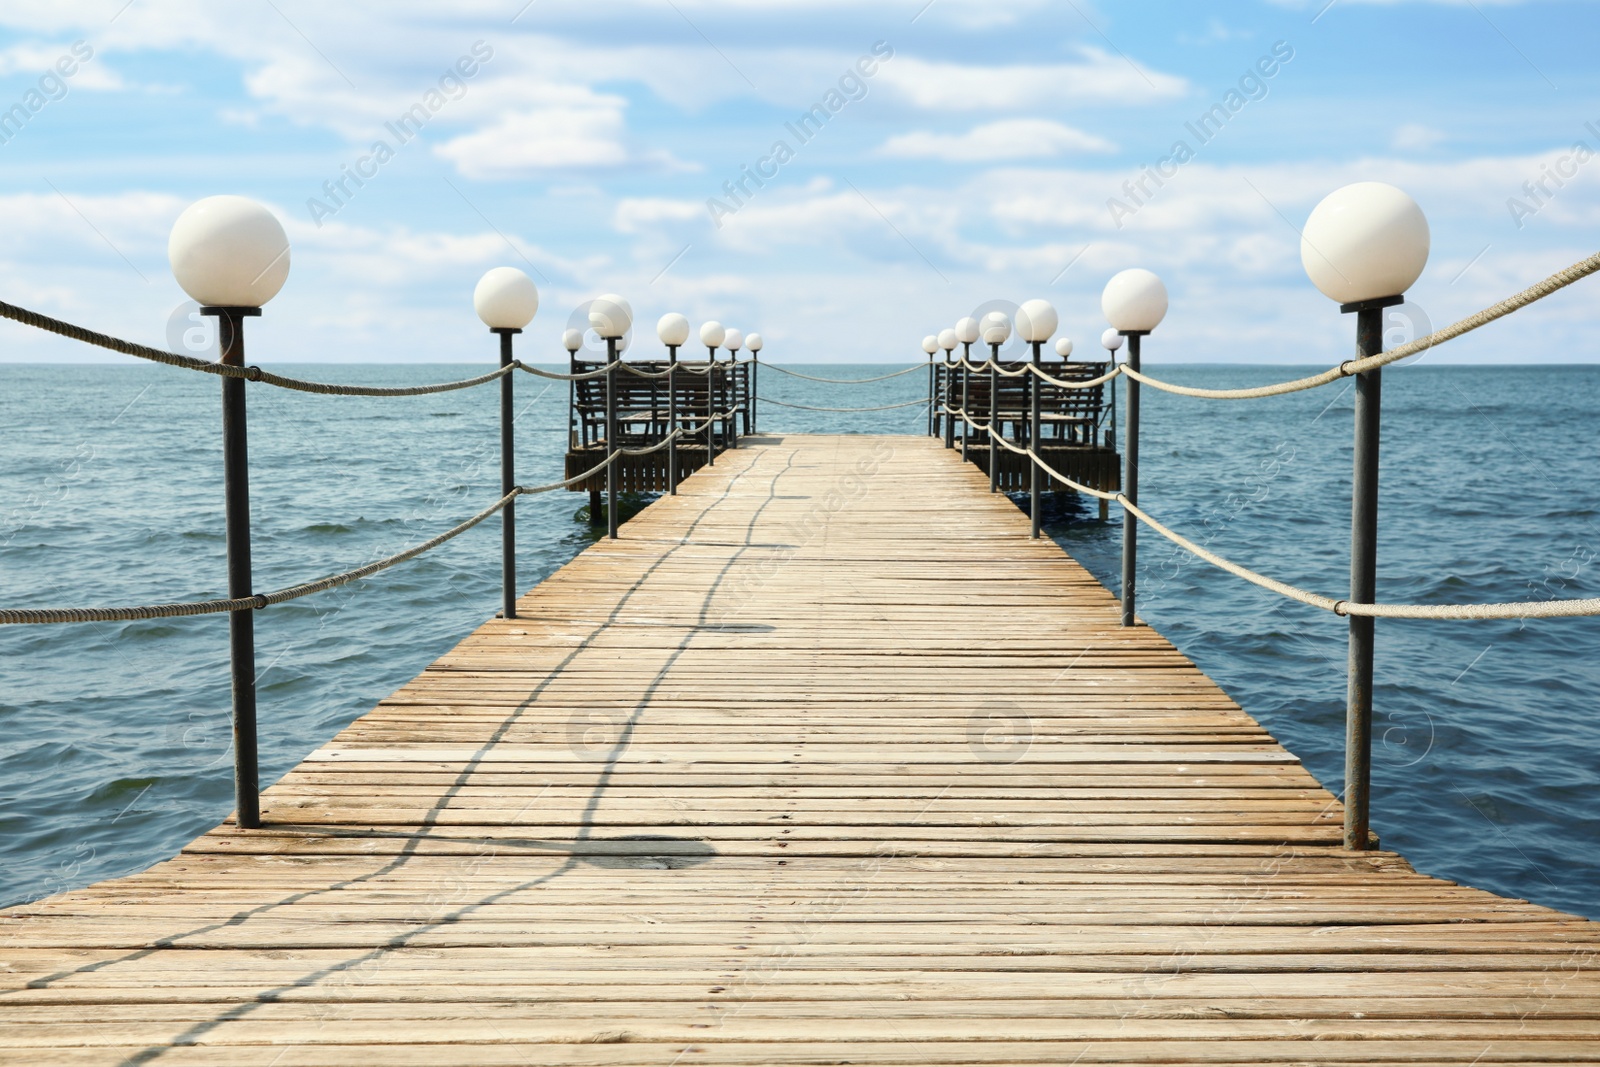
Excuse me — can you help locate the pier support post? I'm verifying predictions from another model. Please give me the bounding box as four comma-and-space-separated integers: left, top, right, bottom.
1030, 340, 1043, 539
1120, 332, 1145, 628
960, 353, 970, 464
205, 305, 261, 830
667, 345, 679, 495
606, 339, 619, 540
934, 355, 947, 447
706, 347, 718, 466
1343, 298, 1395, 849
988, 343, 1000, 494
493, 327, 520, 620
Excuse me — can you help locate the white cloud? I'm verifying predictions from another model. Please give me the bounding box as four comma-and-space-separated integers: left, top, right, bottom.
1391, 123, 1449, 152
876, 48, 1186, 111
879, 119, 1115, 161
434, 96, 632, 178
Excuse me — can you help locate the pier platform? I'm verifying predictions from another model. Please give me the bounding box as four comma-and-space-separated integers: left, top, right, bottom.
3, 434, 1598, 1064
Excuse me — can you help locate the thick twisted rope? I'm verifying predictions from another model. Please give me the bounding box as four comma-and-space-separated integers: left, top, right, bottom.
0, 455, 619, 626
954, 356, 1030, 378
1125, 249, 1600, 401
951, 356, 1122, 390
1017, 448, 1600, 620
0, 298, 532, 396
760, 396, 927, 412
758, 362, 924, 384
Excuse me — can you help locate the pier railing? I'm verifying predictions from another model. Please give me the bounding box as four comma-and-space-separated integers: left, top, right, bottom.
927, 249, 1600, 848
0, 299, 741, 826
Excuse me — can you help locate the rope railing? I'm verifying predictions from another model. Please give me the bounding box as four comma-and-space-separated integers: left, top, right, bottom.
1122, 248, 1600, 401
760, 396, 927, 412
0, 454, 622, 627
0, 298, 535, 396
758, 361, 924, 384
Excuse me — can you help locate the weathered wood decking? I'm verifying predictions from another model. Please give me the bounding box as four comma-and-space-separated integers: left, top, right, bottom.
4, 433, 1599, 1064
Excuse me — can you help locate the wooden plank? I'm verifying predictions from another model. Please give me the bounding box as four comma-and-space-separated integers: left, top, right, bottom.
2, 434, 1596, 1064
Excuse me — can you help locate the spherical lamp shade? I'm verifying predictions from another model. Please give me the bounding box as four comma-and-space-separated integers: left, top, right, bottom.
1301, 181, 1430, 305
657, 312, 691, 347
700, 320, 726, 348
746, 332, 763, 352
1015, 299, 1058, 344
980, 311, 1011, 346
938, 328, 958, 352
922, 334, 939, 355
588, 293, 633, 339
1100, 327, 1124, 352
472, 267, 539, 330
562, 328, 584, 353
724, 328, 743, 352
954, 317, 980, 345
1055, 337, 1074, 358
1101, 269, 1168, 333
168, 195, 290, 308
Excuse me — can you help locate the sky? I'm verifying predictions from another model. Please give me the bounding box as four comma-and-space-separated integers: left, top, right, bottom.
0, 0, 1595, 364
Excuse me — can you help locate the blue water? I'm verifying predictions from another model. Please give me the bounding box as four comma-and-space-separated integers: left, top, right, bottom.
2, 361, 1597, 920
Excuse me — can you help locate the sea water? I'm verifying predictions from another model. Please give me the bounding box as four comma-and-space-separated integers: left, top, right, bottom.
1, 361, 1596, 918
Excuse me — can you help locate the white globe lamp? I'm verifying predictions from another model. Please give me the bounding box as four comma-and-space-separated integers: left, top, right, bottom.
562, 328, 583, 354
954, 317, 980, 346
746, 332, 763, 353
588, 293, 633, 340
169, 195, 290, 308
980, 312, 1011, 349
700, 320, 726, 350
1302, 182, 1429, 306
922, 334, 939, 356
473, 267, 539, 331
1100, 327, 1124, 352
657, 312, 690, 348
724, 328, 743, 353
938, 328, 958, 353
1055, 337, 1074, 359
1101, 269, 1168, 335
1015, 299, 1058, 346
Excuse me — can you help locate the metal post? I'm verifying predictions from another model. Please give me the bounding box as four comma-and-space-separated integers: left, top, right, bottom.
959, 353, 969, 463
927, 356, 935, 436
1030, 340, 1043, 539
727, 356, 739, 450
706, 347, 718, 466
606, 337, 619, 540
204, 306, 261, 830
667, 345, 679, 495
493, 328, 519, 620
988, 343, 999, 494
1120, 332, 1143, 628
943, 353, 955, 449
1344, 299, 1393, 850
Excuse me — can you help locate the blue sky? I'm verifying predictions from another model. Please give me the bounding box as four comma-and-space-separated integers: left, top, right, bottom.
0, 0, 1595, 364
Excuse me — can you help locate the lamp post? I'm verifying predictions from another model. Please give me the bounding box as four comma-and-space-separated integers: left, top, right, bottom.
746, 332, 763, 435
922, 335, 945, 446
658, 313, 690, 495
1101, 326, 1123, 438
1102, 270, 1167, 630
472, 267, 539, 621
700, 321, 725, 466
1016, 299, 1059, 539
168, 195, 291, 831
591, 293, 633, 540
936, 329, 960, 460
1302, 181, 1430, 851
724, 328, 743, 450
981, 312, 1011, 494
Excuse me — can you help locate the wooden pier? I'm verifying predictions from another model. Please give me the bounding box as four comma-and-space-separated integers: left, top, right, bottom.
4, 433, 1599, 1064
